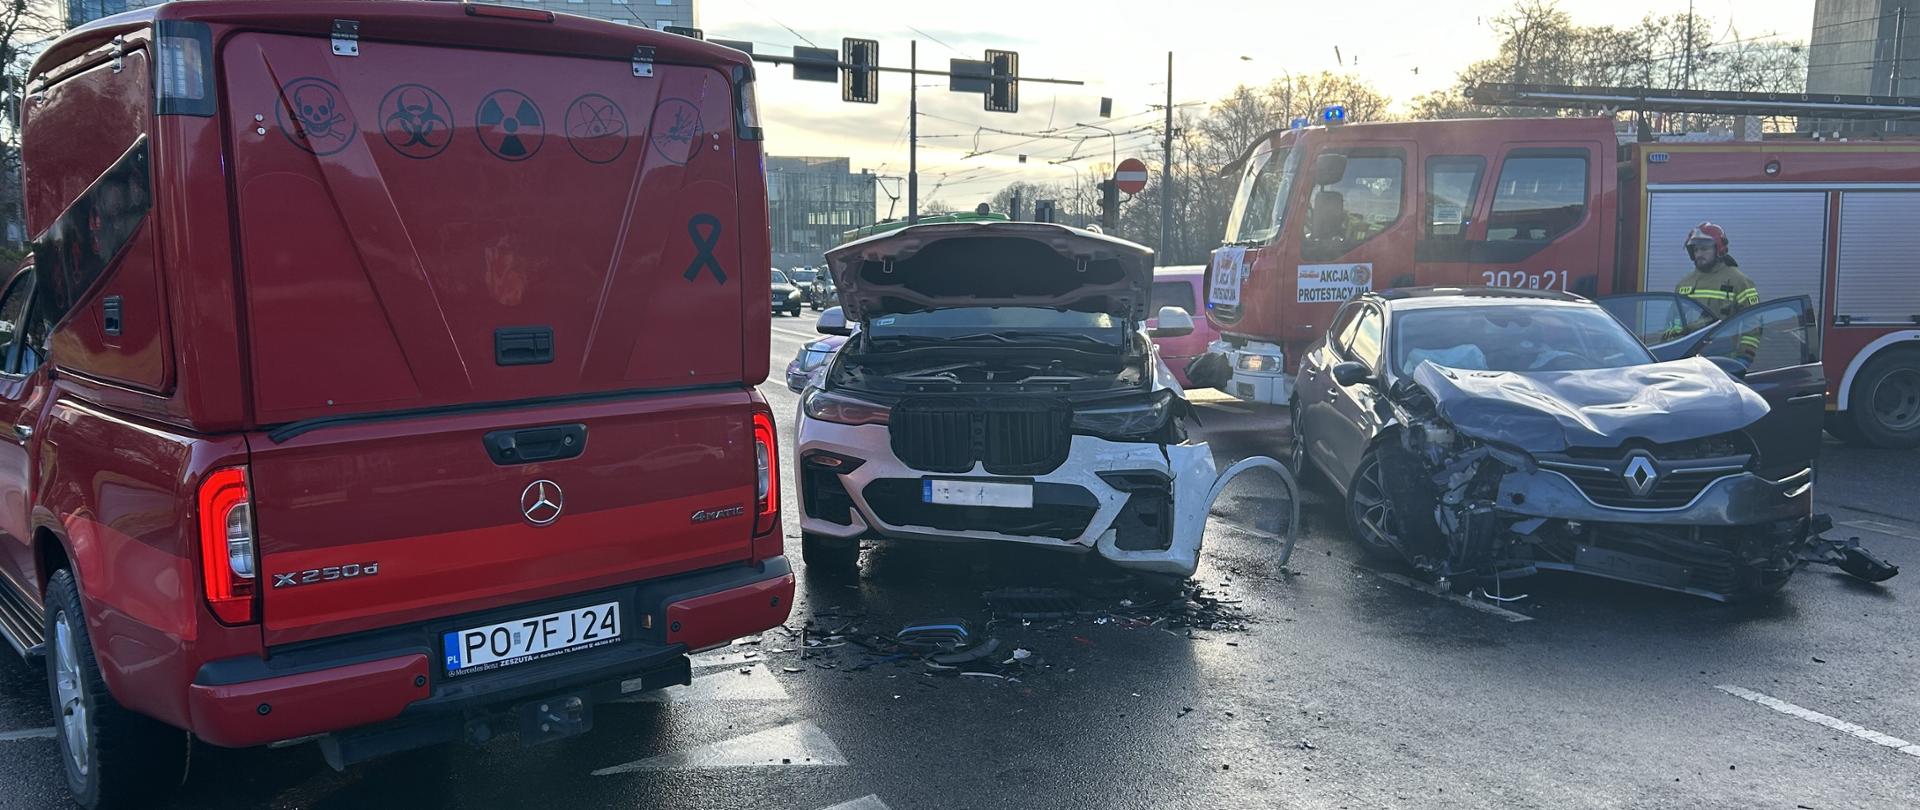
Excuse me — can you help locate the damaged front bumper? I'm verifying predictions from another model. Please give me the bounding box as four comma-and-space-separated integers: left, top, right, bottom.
797, 420, 1233, 576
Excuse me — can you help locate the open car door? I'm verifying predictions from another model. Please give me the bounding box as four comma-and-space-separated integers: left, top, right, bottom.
1682, 296, 1826, 480
1598, 293, 1719, 362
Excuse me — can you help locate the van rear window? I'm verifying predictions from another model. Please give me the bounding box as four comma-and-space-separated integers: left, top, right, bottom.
32, 138, 151, 326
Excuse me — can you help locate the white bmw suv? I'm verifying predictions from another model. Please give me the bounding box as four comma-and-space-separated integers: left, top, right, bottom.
794, 220, 1227, 578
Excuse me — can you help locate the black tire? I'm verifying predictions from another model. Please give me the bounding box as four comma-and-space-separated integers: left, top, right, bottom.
1824, 412, 1866, 446
789, 307, 803, 318
1287, 400, 1320, 490
44, 569, 190, 810
800, 532, 860, 576
1343, 453, 1404, 562
1845, 352, 1920, 449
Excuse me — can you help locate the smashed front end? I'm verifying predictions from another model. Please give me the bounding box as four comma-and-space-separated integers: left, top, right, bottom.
1375, 361, 1886, 601
795, 222, 1253, 577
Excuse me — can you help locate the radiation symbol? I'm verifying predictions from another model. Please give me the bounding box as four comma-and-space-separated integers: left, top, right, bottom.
476, 90, 544, 162
565, 93, 629, 165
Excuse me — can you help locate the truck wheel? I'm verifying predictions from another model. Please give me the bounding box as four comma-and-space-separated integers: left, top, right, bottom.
1344, 453, 1403, 562
44, 569, 190, 810
1846, 352, 1920, 448
800, 532, 860, 577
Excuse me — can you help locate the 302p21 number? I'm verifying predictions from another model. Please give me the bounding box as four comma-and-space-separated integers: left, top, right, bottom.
1481, 270, 1570, 290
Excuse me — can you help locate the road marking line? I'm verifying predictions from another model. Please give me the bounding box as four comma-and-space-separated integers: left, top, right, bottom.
771, 326, 821, 341
1838, 519, 1920, 542
1716, 685, 1920, 758
816, 796, 891, 810
591, 720, 847, 774
1369, 570, 1535, 623
619, 663, 790, 703
0, 727, 56, 742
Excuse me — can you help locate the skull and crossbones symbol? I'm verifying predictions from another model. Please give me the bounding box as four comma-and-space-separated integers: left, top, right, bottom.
278, 79, 355, 154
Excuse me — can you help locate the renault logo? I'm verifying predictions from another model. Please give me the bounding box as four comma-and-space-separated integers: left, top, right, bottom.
1622, 454, 1659, 498
521, 480, 564, 526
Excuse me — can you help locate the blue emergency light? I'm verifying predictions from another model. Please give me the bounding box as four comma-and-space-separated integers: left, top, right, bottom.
1320, 104, 1347, 125
1289, 116, 1310, 130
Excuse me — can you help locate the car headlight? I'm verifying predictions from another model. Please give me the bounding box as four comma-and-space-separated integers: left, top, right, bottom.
803, 388, 891, 426
1071, 390, 1177, 440
1236, 353, 1282, 373
788, 289, 802, 300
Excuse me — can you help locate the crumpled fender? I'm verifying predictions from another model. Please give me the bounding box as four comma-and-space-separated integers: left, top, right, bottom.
1094, 447, 1297, 577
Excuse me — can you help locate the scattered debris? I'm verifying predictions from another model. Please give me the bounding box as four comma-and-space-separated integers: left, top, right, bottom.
895, 618, 971, 652
1296, 740, 1316, 751
983, 587, 1082, 619
1812, 656, 1827, 664
1177, 707, 1194, 718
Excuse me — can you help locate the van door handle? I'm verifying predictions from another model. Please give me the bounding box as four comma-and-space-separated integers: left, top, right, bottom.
12, 424, 31, 440
485, 424, 587, 465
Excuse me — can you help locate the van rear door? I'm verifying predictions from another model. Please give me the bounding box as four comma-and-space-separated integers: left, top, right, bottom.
220, 33, 760, 646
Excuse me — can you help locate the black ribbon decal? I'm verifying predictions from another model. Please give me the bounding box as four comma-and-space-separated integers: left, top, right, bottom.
683, 214, 726, 284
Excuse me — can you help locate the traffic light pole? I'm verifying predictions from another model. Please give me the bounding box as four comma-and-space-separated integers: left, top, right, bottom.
1161, 52, 1172, 266
909, 40, 919, 224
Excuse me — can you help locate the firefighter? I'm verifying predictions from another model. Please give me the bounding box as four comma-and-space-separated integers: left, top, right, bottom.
1675, 222, 1761, 365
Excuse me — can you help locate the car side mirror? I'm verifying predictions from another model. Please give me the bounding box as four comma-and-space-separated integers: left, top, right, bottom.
1314, 152, 1348, 187
816, 306, 852, 336
1147, 306, 1195, 338
1331, 360, 1374, 388
1707, 355, 1749, 379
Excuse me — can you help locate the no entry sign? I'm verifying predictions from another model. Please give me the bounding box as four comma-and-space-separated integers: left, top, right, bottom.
1113, 158, 1149, 195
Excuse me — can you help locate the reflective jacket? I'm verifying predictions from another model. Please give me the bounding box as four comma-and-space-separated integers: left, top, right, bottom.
1675, 258, 1758, 319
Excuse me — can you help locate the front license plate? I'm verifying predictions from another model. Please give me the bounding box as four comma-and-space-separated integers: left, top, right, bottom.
923, 479, 1033, 508
442, 601, 621, 677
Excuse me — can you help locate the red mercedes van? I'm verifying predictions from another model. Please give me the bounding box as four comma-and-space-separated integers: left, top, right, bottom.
0, 3, 789, 807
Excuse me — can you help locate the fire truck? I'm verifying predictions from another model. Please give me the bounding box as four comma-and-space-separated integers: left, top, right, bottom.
1199, 84, 1920, 448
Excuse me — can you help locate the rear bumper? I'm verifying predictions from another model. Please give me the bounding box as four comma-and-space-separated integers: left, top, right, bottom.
186, 558, 793, 749
1202, 340, 1289, 405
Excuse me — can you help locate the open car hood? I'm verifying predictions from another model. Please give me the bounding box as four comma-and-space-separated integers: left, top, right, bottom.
1409, 357, 1772, 453
824, 222, 1156, 322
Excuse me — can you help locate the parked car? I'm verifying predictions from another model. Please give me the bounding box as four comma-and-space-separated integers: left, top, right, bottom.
809, 272, 837, 311
1291, 287, 1894, 601
786, 334, 847, 392
0, 6, 792, 807
772, 269, 804, 317
795, 220, 1258, 579
1147, 266, 1222, 389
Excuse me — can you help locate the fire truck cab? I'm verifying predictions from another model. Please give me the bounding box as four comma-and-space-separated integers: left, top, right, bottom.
1202, 115, 1920, 448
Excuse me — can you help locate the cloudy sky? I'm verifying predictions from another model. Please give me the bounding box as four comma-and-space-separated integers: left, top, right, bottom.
700, 1, 1816, 206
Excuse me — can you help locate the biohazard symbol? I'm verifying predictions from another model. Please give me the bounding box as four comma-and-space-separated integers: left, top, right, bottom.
476, 90, 545, 162
275, 77, 356, 156
649, 98, 705, 166
565, 93, 629, 165
379, 83, 453, 159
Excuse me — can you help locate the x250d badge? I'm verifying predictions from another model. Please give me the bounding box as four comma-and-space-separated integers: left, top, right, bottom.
273, 562, 380, 589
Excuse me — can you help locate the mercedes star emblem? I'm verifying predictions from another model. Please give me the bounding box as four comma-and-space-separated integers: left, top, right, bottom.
521, 479, 564, 526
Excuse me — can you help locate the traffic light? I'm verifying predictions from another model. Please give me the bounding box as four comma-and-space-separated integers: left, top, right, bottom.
986, 49, 1018, 113
842, 38, 878, 104
793, 46, 838, 83
1097, 180, 1119, 231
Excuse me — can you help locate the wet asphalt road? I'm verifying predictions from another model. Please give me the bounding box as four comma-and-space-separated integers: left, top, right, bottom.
3, 319, 1919, 809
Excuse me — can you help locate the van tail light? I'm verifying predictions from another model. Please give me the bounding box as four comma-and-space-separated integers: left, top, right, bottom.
198, 467, 258, 625
154, 20, 215, 117
751, 409, 780, 541
733, 66, 764, 141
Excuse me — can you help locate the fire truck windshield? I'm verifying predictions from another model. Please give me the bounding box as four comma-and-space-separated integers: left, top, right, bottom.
1224, 146, 1296, 245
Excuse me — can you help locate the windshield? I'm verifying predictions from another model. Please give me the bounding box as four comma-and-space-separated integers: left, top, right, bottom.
1391, 304, 1654, 376
1224, 146, 1296, 244
866, 307, 1126, 347
790, 270, 817, 283
771, 270, 790, 285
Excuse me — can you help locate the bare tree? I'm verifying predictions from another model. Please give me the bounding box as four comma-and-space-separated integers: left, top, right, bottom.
1, 0, 65, 254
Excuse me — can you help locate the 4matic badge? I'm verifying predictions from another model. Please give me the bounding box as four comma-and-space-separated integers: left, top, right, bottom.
690, 504, 746, 523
